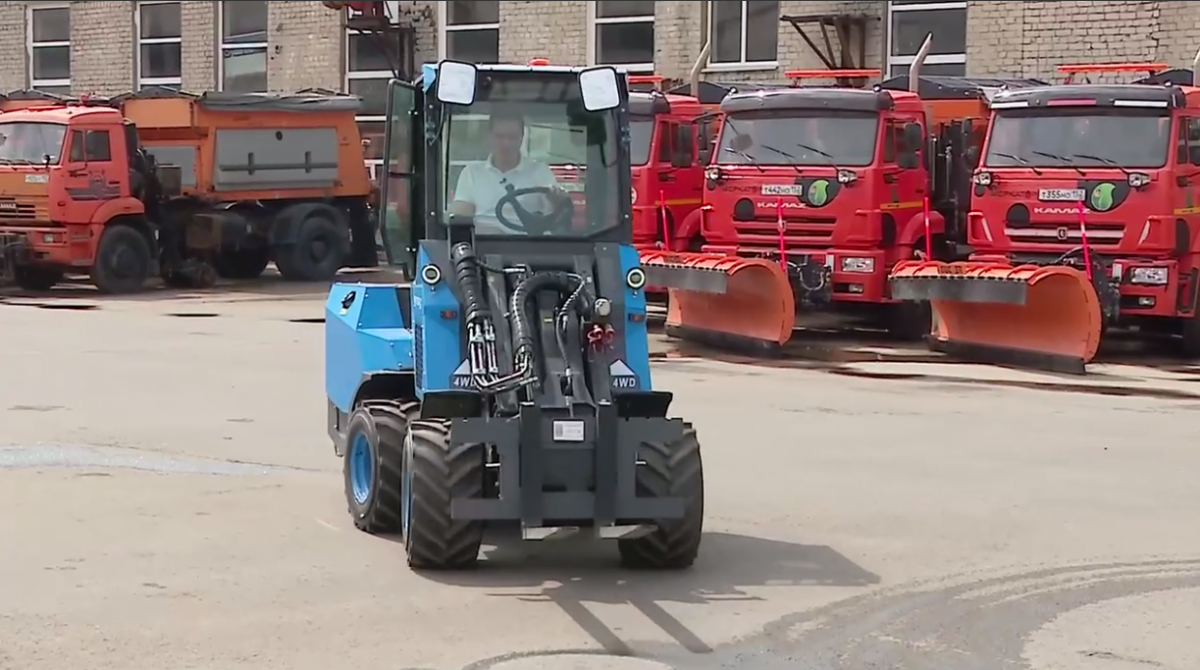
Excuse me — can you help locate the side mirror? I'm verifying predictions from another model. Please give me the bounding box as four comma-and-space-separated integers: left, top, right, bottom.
962, 118, 974, 138
435, 60, 478, 106
1190, 146, 1200, 166
902, 122, 923, 152
579, 66, 621, 112
671, 123, 694, 168
698, 148, 712, 165
897, 152, 919, 170
965, 145, 981, 167
730, 133, 753, 152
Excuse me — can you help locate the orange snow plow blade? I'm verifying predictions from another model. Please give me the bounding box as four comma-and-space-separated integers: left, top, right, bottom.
641, 251, 796, 354
889, 260, 1102, 374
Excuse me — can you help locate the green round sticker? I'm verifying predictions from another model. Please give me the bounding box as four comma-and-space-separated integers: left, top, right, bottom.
1091, 183, 1116, 211
807, 179, 830, 207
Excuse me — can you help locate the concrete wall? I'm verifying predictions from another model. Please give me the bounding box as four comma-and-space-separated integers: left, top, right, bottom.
1, 1, 1199, 96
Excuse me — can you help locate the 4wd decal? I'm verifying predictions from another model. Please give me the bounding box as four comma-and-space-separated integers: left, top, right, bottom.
66, 172, 121, 201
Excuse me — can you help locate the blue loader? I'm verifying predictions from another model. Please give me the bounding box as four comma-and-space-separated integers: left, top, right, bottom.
324, 60, 705, 570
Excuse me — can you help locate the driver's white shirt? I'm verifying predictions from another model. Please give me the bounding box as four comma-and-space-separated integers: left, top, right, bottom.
452, 156, 559, 234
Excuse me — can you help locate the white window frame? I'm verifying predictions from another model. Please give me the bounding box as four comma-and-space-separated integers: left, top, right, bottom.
586, 2, 655, 74
217, 0, 269, 92
345, 12, 396, 180
135, 1, 182, 89
885, 1, 968, 76
704, 1, 779, 73
27, 3, 71, 92
436, 1, 500, 62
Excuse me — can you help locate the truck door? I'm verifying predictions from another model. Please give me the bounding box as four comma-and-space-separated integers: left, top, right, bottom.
62, 127, 122, 225
379, 79, 420, 275
880, 117, 927, 247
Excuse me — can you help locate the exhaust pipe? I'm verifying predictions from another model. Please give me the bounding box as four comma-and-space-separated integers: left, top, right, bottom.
1192, 45, 1200, 86
690, 40, 712, 98
909, 33, 933, 92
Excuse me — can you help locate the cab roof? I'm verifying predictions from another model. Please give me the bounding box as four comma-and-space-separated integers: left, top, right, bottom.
0, 104, 121, 123
990, 82, 1196, 109
720, 86, 919, 114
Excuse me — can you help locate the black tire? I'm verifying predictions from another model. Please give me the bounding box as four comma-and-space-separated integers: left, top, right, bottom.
214, 246, 270, 280
13, 266, 63, 291
403, 419, 485, 570
618, 424, 705, 569
886, 300, 932, 342
343, 400, 418, 534
275, 215, 349, 282
1182, 309, 1200, 358
91, 225, 153, 295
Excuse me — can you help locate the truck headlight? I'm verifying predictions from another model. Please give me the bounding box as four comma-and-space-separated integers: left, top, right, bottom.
973, 171, 993, 186
1130, 266, 1168, 285
839, 257, 875, 274
1128, 172, 1151, 188
836, 169, 858, 184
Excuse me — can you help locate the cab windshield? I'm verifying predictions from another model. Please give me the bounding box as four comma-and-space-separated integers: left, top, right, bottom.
441, 73, 623, 238
629, 116, 654, 166
984, 110, 1171, 169
0, 122, 67, 165
716, 111, 879, 168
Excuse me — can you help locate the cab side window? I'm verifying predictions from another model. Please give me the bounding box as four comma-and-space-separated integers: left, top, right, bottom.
1181, 118, 1200, 165
658, 122, 673, 163
68, 129, 113, 162
882, 120, 899, 163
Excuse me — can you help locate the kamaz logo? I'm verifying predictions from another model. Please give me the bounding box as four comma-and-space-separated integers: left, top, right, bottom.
1033, 207, 1079, 215
756, 200, 804, 209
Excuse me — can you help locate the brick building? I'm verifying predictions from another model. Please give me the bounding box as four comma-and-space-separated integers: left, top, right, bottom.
4, 0, 1200, 176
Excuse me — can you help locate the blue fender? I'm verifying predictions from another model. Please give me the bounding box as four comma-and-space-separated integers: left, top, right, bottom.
325, 282, 415, 414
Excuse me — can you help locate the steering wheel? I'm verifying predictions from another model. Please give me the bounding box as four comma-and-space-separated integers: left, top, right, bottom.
494, 186, 576, 235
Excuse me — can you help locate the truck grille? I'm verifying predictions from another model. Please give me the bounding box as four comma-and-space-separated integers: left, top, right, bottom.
733, 215, 837, 245
0, 196, 49, 225
1004, 222, 1125, 247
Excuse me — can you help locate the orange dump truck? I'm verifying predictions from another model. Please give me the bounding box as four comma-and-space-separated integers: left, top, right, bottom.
0, 88, 376, 293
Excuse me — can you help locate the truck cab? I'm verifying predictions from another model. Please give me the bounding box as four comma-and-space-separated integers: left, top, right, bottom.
969, 69, 1200, 325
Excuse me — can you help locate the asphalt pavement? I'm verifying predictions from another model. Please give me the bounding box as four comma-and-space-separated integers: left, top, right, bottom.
1, 286, 1197, 670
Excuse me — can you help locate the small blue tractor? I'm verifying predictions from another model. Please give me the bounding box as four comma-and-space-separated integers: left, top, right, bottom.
323, 60, 705, 570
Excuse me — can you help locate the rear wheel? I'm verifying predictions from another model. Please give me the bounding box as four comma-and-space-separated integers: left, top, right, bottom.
618, 425, 705, 569
343, 400, 418, 534
13, 266, 63, 291
275, 215, 348, 282
402, 419, 485, 570
91, 225, 153, 295
214, 246, 270, 280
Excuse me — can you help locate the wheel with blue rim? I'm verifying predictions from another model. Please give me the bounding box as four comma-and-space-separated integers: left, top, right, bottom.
343, 400, 418, 534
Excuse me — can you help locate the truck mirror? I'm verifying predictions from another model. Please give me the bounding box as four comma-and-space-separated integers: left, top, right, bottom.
897, 152, 919, 170
903, 122, 923, 151
579, 66, 621, 112
672, 124, 694, 168
730, 133, 752, 152
1190, 146, 1200, 166
965, 145, 981, 167
436, 60, 478, 106
698, 147, 712, 165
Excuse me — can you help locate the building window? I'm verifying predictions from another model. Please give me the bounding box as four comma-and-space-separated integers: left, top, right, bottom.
219, 1, 268, 92
709, 1, 779, 68
136, 2, 182, 90
438, 1, 499, 64
886, 1, 967, 77
28, 5, 71, 96
588, 1, 654, 72
347, 7, 404, 181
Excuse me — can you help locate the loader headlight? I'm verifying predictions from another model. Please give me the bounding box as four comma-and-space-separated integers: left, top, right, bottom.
1130, 266, 1168, 285
594, 297, 613, 318
626, 267, 647, 290
420, 263, 442, 285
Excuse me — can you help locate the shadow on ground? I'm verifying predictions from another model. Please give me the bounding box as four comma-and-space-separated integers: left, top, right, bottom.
416, 531, 879, 657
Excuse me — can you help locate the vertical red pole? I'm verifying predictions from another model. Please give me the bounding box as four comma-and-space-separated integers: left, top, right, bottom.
1077, 199, 1093, 281
658, 189, 671, 250
776, 197, 787, 270
922, 195, 933, 259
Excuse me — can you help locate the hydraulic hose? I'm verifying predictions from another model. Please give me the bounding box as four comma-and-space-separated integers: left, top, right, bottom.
508, 271, 593, 362
450, 242, 489, 322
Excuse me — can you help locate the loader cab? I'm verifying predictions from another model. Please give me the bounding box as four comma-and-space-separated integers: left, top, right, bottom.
376, 61, 632, 274
701, 81, 927, 253
626, 78, 708, 251
972, 81, 1188, 260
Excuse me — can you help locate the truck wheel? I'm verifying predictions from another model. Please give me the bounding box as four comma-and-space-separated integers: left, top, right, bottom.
344, 400, 419, 534
618, 425, 705, 569
92, 225, 152, 295
402, 419, 485, 570
214, 247, 270, 280
275, 215, 349, 282
14, 266, 63, 291
886, 300, 933, 341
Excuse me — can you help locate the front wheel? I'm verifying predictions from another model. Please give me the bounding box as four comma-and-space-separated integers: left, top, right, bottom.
91, 225, 153, 294
618, 424, 705, 569
402, 419, 485, 570
14, 265, 63, 291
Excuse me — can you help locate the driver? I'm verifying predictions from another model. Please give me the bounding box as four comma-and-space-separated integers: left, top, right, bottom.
449, 110, 570, 234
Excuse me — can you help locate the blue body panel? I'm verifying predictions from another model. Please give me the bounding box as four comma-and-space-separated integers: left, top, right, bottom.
412, 243, 464, 398
618, 244, 653, 391
325, 283, 414, 413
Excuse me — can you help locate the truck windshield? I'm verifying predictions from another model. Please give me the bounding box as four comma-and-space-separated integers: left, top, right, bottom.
716, 111, 879, 167
629, 116, 654, 166
984, 110, 1171, 169
0, 122, 67, 164
442, 73, 624, 238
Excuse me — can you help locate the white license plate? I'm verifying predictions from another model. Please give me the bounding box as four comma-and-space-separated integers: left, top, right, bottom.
1038, 188, 1086, 202
761, 184, 804, 196
559, 182, 585, 193
552, 420, 585, 442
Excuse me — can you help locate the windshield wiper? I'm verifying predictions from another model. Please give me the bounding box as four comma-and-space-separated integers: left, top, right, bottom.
795, 142, 842, 172
721, 147, 765, 173
992, 152, 1043, 176
1072, 153, 1131, 177
1031, 150, 1085, 176
759, 144, 804, 175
